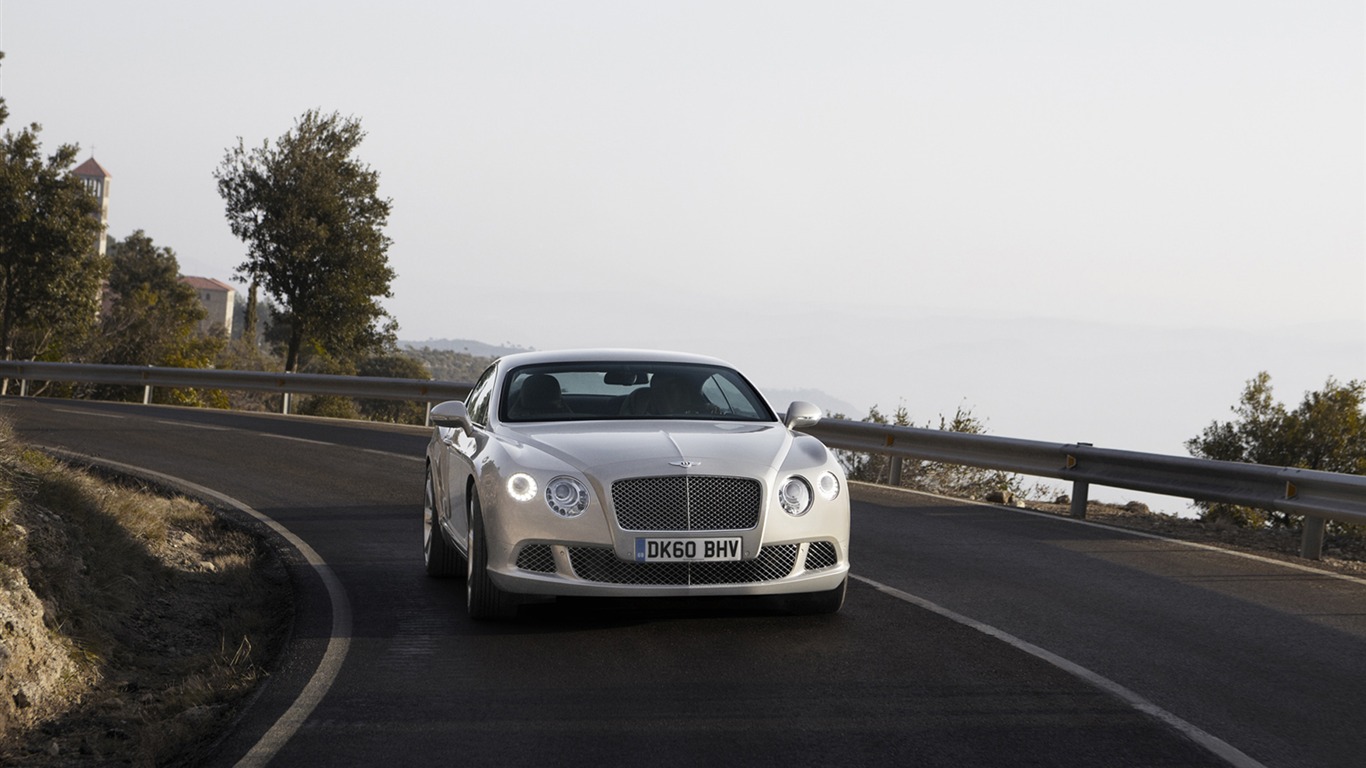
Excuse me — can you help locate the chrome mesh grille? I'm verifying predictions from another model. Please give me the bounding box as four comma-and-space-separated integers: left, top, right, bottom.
804, 541, 838, 571
515, 544, 556, 573
611, 476, 761, 531
568, 545, 799, 585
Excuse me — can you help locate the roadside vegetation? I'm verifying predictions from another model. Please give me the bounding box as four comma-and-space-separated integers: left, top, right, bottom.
1181, 373, 1366, 561
402, 345, 498, 383
0, 417, 290, 766
1, 59, 476, 422
844, 374, 1366, 565
837, 402, 1044, 503
1186, 373, 1364, 524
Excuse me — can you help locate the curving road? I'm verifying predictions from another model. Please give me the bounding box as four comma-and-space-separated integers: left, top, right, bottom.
4, 397, 1364, 768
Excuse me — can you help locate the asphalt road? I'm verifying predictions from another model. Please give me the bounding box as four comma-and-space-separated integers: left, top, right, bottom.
4, 397, 1364, 768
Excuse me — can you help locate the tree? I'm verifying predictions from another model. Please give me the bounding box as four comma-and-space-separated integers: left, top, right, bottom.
96, 230, 219, 368
242, 281, 260, 343
215, 109, 397, 372
0, 54, 106, 361
87, 231, 225, 406
1186, 372, 1366, 527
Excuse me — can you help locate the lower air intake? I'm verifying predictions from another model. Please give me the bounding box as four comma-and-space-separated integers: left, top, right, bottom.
568, 544, 799, 585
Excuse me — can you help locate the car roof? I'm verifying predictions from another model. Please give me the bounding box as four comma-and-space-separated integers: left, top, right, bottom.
494, 348, 738, 370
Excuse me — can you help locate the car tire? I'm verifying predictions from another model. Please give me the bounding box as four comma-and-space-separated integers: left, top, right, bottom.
424, 466, 461, 576
466, 492, 516, 619
786, 576, 847, 615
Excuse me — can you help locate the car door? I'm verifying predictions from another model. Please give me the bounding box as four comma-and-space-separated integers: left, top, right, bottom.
439, 363, 496, 549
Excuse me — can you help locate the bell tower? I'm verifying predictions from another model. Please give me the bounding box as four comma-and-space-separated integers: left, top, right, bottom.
73, 157, 111, 256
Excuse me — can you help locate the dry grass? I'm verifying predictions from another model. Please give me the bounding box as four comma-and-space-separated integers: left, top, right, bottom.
0, 420, 291, 766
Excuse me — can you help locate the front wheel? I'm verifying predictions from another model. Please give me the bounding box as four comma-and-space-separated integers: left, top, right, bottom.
424, 466, 461, 576
466, 493, 517, 619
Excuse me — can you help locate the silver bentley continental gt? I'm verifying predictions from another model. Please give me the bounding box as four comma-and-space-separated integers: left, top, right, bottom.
423, 349, 850, 619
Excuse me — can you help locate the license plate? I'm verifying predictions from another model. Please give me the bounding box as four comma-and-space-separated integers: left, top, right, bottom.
635, 537, 742, 562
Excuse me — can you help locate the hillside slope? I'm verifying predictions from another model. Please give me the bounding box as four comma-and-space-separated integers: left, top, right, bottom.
0, 423, 289, 765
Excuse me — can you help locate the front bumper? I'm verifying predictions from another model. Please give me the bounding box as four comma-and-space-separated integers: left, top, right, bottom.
475, 461, 851, 599
490, 538, 849, 598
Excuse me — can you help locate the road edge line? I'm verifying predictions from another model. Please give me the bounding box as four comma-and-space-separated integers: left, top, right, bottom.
851, 573, 1267, 768
39, 447, 351, 768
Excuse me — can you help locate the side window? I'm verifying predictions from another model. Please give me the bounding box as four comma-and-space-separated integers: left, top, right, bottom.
465, 365, 497, 427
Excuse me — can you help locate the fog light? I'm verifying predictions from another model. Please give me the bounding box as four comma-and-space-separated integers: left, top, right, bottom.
816, 471, 841, 501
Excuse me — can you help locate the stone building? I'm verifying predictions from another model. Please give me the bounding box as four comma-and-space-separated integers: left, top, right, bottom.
180, 276, 235, 336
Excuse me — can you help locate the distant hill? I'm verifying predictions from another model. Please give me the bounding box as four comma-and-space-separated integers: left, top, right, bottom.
399, 339, 533, 358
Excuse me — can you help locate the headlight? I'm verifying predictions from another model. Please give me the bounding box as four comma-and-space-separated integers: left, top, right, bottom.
816, 471, 841, 501
507, 473, 537, 502
778, 476, 813, 516
545, 476, 589, 518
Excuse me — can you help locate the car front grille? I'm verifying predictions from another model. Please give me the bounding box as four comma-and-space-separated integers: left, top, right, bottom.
611, 475, 761, 532
567, 544, 799, 585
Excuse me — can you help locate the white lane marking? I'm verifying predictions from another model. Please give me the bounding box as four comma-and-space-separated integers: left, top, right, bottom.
155, 419, 231, 431
52, 407, 125, 418
38, 448, 351, 768
152, 418, 423, 460
852, 573, 1267, 768
361, 447, 423, 462
23, 400, 425, 461
262, 433, 424, 462
263, 433, 334, 447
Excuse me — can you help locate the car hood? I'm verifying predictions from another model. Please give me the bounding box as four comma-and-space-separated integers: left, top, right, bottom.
500, 420, 793, 478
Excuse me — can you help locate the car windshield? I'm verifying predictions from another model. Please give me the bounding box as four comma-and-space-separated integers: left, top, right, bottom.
500, 362, 776, 423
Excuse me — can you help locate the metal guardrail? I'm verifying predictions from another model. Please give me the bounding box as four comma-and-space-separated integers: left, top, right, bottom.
2, 361, 1362, 560
806, 419, 1366, 559
0, 361, 471, 414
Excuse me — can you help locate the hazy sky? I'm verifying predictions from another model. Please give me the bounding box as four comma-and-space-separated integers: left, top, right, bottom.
2, 2, 1362, 506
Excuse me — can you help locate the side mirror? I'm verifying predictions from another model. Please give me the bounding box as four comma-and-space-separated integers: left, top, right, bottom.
784, 400, 822, 430
430, 400, 473, 431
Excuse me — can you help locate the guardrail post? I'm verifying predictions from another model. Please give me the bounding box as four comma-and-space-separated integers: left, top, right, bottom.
143, 384, 152, 405
1069, 480, 1089, 519
282, 392, 291, 415
888, 456, 903, 486
19, 379, 28, 397
1067, 443, 1092, 518
1300, 515, 1326, 560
